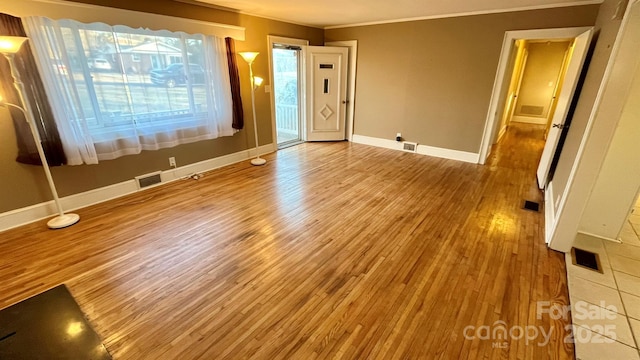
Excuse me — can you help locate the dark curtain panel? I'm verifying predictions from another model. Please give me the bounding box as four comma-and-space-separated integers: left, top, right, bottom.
0, 13, 66, 166
225, 37, 244, 130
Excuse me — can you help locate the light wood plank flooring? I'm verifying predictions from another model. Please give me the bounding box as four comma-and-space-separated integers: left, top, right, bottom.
0, 123, 572, 359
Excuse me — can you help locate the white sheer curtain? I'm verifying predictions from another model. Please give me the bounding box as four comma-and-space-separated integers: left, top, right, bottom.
23, 17, 234, 165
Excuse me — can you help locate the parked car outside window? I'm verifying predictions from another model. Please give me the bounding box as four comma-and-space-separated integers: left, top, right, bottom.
87, 58, 113, 71
150, 63, 205, 88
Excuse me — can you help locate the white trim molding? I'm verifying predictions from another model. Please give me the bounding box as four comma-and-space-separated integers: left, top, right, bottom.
496, 125, 508, 144
578, 231, 622, 243
0, 0, 245, 40
0, 143, 275, 232
352, 134, 479, 163
324, 1, 602, 29
325, 40, 358, 142
544, 181, 556, 243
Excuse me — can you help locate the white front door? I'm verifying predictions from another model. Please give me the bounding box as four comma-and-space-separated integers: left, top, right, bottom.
536, 28, 593, 188
306, 46, 348, 141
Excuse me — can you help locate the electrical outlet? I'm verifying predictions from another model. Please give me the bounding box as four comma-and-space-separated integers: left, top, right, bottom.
169, 157, 176, 168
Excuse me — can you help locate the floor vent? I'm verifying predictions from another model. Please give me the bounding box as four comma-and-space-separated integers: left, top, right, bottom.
523, 200, 540, 212
571, 248, 603, 273
135, 171, 162, 189
402, 141, 418, 153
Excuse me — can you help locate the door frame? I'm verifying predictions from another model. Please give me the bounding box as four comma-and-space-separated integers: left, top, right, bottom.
508, 46, 528, 127
497, 41, 528, 143
478, 27, 594, 165
325, 40, 358, 141
267, 35, 309, 147
548, 0, 639, 251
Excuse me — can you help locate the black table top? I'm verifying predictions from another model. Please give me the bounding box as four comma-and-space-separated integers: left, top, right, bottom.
0, 284, 111, 360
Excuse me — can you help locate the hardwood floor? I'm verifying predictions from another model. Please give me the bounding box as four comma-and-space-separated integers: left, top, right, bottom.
0, 123, 572, 359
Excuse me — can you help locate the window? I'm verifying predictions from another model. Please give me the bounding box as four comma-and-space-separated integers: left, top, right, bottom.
24, 17, 234, 165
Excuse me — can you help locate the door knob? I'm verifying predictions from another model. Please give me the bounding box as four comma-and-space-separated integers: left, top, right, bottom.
552, 123, 567, 129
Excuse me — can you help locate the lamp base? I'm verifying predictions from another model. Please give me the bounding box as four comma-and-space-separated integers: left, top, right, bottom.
251, 157, 267, 166
47, 213, 80, 229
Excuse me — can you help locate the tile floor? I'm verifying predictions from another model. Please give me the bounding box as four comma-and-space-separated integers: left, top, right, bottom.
566, 202, 640, 360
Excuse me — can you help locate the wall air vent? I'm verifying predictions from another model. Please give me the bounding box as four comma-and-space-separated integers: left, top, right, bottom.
402, 141, 418, 153
135, 171, 162, 189
520, 105, 545, 116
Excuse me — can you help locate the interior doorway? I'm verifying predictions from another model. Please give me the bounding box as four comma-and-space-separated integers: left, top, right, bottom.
479, 27, 593, 190
491, 39, 573, 151
505, 40, 572, 131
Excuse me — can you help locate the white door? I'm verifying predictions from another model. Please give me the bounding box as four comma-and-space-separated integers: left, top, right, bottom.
306, 46, 348, 141
536, 29, 593, 188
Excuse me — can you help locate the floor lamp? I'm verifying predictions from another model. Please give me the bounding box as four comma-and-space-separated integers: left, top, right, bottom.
0, 36, 80, 229
238, 51, 266, 166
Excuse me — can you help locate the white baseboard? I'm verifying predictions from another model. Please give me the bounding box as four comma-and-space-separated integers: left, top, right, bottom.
577, 230, 622, 244
512, 115, 547, 125
497, 125, 507, 143
545, 181, 555, 244
0, 143, 276, 232
351, 134, 479, 163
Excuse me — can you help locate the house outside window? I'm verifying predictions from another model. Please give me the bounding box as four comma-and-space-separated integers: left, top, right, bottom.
25, 17, 234, 165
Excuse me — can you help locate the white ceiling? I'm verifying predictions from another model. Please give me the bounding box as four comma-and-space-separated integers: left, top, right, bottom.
191, 0, 601, 28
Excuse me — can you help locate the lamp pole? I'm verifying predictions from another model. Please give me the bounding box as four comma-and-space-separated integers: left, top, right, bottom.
1, 37, 79, 229
239, 51, 266, 166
